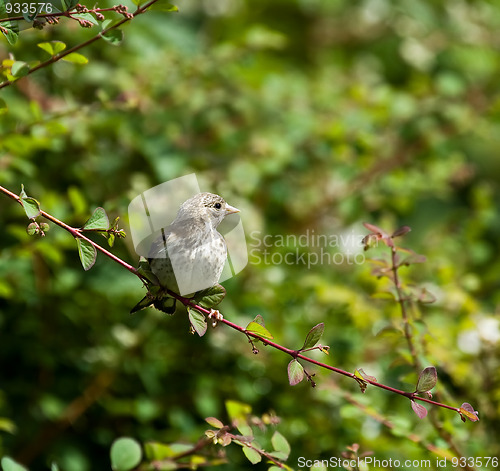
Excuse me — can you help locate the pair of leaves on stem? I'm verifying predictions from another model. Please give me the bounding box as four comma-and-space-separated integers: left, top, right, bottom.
76, 207, 124, 270
187, 285, 227, 336
287, 323, 327, 387
20, 186, 123, 271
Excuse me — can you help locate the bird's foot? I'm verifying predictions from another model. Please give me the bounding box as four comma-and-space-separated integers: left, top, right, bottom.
208, 309, 224, 327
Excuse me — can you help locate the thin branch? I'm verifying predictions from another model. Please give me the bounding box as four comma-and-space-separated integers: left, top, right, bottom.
0, 184, 469, 420
390, 245, 420, 370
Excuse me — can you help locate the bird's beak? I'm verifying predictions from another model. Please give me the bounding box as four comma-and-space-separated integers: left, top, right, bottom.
225, 204, 240, 215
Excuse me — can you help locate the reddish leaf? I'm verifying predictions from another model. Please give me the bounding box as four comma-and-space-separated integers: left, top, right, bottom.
411, 400, 428, 419
391, 226, 411, 238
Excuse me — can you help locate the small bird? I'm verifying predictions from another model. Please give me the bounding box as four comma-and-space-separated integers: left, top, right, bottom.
131, 192, 239, 314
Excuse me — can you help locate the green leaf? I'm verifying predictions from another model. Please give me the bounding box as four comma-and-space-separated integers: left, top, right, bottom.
287, 359, 304, 386
37, 41, 66, 56
147, 1, 179, 12
108, 233, 116, 247
271, 431, 290, 459
301, 322, 324, 350
415, 366, 437, 393
0, 457, 28, 471
62, 53, 89, 65
110, 437, 142, 471
76, 238, 97, 271
242, 446, 261, 465
11, 61, 30, 78
1, 22, 19, 45
193, 284, 226, 309
26, 222, 39, 236
205, 417, 224, 429
22, 197, 41, 219
19, 188, 41, 219
245, 321, 274, 340
72, 12, 99, 25
102, 29, 124, 46
83, 207, 110, 230
188, 307, 207, 337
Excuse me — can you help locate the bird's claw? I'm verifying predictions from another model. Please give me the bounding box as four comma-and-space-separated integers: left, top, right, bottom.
208, 309, 223, 326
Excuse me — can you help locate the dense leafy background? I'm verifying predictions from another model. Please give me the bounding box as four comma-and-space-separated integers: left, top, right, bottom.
1, 0, 500, 469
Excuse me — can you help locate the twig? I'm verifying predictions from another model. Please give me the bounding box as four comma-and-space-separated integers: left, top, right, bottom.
0, 184, 471, 419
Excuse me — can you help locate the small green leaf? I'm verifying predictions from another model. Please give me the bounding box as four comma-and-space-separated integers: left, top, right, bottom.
21, 197, 41, 219
242, 446, 261, 465
108, 233, 116, 247
26, 222, 39, 236
62, 53, 88, 65
410, 400, 428, 419
1, 22, 19, 45
72, 12, 99, 25
76, 238, 97, 271
83, 207, 110, 230
11, 61, 30, 78
271, 431, 290, 459
301, 322, 324, 350
193, 284, 226, 309
38, 41, 66, 56
188, 307, 207, 337
19, 187, 41, 219
147, 1, 178, 12
416, 366, 437, 393
205, 417, 224, 429
102, 29, 124, 46
245, 321, 274, 340
0, 457, 28, 471
110, 437, 142, 471
287, 359, 304, 386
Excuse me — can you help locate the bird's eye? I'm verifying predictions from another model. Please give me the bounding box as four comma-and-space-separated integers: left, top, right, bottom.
214, 202, 222, 209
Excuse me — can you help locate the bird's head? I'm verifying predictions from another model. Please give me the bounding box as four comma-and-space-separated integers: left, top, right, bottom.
177, 192, 239, 228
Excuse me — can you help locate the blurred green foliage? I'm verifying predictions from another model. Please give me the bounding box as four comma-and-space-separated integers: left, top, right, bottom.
1, 0, 500, 469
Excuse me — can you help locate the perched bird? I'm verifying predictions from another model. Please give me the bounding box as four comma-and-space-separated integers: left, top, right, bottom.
131, 192, 239, 314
